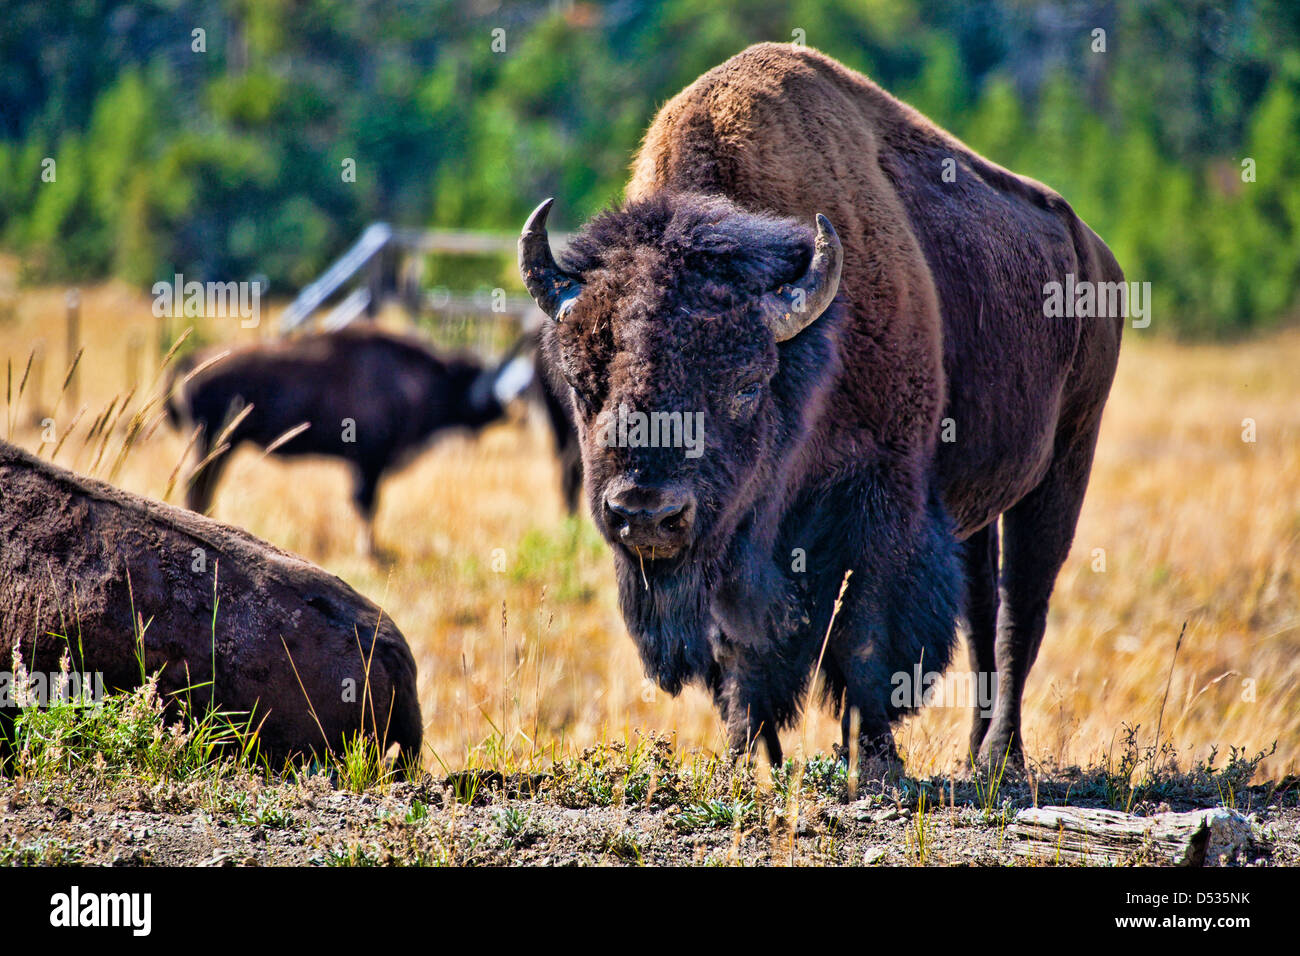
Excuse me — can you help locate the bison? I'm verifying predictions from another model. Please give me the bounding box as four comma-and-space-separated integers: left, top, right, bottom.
0, 440, 422, 772
520, 43, 1123, 773
166, 323, 580, 552
534, 329, 585, 514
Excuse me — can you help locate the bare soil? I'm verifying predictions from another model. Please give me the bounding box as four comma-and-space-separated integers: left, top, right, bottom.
3, 758, 1296, 867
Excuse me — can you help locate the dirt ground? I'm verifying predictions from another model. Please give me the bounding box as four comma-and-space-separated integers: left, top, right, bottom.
3, 751, 1296, 867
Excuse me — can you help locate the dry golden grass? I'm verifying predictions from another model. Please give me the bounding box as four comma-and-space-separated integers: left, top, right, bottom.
2, 270, 1297, 780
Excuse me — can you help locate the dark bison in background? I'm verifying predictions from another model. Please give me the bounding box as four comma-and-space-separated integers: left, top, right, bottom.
520, 43, 1123, 772
166, 324, 582, 551
534, 330, 584, 514
0, 441, 422, 772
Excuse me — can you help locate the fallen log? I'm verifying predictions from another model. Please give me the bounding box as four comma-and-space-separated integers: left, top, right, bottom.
1009, 805, 1253, 866
0, 440, 422, 772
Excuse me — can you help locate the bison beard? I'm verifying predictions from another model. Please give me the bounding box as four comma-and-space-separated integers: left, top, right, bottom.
521, 44, 1122, 772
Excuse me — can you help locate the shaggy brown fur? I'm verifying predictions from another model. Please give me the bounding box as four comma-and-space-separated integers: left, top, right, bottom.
0, 441, 422, 771
627, 43, 1120, 522
525, 44, 1123, 770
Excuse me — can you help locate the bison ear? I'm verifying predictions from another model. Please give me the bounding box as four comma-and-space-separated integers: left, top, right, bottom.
757, 214, 843, 342
519, 199, 583, 321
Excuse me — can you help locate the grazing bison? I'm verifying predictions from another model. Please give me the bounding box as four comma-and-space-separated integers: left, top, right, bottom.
520, 44, 1123, 772
165, 324, 577, 550
0, 441, 422, 771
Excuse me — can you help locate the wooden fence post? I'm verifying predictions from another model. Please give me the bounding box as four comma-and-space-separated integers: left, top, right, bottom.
28, 339, 45, 424
366, 252, 385, 318
126, 330, 144, 392
65, 288, 80, 409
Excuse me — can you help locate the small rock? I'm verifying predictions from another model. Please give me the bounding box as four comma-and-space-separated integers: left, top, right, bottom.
1205, 808, 1253, 865
847, 800, 875, 822
863, 847, 886, 864
111, 849, 152, 867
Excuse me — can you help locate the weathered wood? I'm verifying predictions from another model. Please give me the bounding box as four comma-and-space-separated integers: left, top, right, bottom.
278, 223, 571, 335
392, 226, 571, 256
1009, 805, 1252, 866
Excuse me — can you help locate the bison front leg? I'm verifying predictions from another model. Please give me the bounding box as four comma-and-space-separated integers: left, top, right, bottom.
826, 669, 898, 779
828, 648, 904, 783
185, 426, 231, 515
855, 709, 903, 783
711, 647, 785, 768
351, 465, 386, 558
825, 476, 963, 782
725, 713, 783, 769
559, 445, 583, 515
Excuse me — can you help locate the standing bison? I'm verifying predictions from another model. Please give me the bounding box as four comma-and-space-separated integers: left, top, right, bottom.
166, 324, 577, 551
520, 44, 1123, 772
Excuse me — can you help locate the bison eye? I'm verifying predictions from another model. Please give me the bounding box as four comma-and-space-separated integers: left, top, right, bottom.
732, 381, 763, 413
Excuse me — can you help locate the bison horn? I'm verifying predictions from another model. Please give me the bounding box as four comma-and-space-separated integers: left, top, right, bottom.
758, 214, 843, 342
519, 198, 582, 321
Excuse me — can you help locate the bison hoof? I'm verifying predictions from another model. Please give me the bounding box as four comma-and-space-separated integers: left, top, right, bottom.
973, 736, 1025, 778
856, 735, 903, 785
725, 744, 759, 768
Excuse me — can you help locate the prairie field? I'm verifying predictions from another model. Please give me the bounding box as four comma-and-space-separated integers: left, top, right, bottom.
2, 273, 1298, 783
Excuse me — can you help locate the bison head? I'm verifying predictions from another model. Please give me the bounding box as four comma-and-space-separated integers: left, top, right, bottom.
519, 192, 845, 688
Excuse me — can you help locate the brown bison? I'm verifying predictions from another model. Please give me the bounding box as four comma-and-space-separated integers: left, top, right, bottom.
520, 44, 1123, 772
166, 324, 578, 551
0, 440, 422, 771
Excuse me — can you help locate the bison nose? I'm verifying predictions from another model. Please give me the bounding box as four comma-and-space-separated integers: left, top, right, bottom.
603, 482, 696, 553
